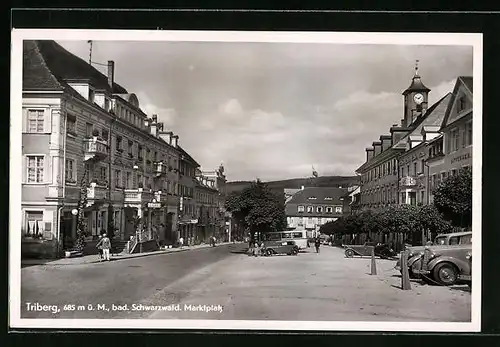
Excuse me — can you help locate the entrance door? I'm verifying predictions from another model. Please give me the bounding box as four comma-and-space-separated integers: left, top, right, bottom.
409, 192, 417, 206
165, 212, 173, 244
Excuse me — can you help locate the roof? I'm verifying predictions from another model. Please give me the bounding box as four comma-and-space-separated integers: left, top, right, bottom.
24, 40, 128, 94
286, 187, 348, 206
441, 76, 473, 129
356, 147, 402, 173
402, 74, 431, 95
178, 145, 200, 167
460, 76, 473, 93
395, 92, 453, 147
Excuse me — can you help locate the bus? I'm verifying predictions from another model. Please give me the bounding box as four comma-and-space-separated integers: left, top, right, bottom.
263, 230, 309, 249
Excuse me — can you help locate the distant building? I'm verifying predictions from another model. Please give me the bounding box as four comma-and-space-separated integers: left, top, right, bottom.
284, 186, 348, 237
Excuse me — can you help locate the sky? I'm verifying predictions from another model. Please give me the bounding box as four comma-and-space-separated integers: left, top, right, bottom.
57, 40, 473, 182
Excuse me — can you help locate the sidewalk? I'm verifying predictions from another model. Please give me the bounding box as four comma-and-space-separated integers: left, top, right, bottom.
21, 242, 240, 266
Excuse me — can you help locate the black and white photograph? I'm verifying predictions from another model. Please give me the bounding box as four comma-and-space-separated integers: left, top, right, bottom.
9, 29, 482, 332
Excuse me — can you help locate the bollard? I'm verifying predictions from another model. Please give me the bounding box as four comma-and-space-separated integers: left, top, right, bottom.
401, 249, 412, 290
370, 246, 377, 275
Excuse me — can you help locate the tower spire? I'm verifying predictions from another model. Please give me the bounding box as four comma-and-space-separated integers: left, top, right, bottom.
414, 59, 419, 76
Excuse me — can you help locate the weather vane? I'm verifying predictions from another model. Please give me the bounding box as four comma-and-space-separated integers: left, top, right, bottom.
415, 59, 419, 75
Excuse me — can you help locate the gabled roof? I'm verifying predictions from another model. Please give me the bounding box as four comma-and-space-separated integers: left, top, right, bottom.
286, 187, 348, 206
402, 74, 431, 95
24, 40, 128, 94
441, 76, 473, 129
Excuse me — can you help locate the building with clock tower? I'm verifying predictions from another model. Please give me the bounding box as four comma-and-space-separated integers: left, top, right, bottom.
402, 61, 431, 127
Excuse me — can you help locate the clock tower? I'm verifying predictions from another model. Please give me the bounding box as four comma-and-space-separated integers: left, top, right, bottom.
402, 60, 431, 127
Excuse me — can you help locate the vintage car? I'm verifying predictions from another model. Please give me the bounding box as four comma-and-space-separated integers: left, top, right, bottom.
261, 240, 299, 256
411, 245, 472, 286
344, 242, 397, 259
395, 231, 472, 277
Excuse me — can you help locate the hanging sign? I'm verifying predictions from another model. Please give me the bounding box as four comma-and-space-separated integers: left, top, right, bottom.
147, 198, 162, 209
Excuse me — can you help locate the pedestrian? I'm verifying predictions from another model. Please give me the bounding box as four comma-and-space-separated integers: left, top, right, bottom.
96, 234, 103, 260
314, 237, 321, 253
96, 233, 111, 261
179, 236, 184, 248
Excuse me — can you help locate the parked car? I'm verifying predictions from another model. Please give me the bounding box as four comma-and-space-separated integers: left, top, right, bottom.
344, 242, 397, 259
261, 240, 299, 256
395, 231, 472, 277
411, 245, 472, 286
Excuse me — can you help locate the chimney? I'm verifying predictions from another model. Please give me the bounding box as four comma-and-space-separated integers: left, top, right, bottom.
366, 148, 374, 162
372, 141, 382, 156
150, 114, 158, 137
172, 135, 179, 147
107, 61, 115, 89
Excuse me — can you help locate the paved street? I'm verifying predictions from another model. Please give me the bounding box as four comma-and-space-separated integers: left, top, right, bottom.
21, 244, 471, 321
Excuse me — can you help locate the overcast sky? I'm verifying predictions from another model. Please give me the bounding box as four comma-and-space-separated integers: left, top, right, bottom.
58, 40, 473, 182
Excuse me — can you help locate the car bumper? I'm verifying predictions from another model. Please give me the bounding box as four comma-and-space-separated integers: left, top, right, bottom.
459, 275, 472, 281
413, 269, 431, 275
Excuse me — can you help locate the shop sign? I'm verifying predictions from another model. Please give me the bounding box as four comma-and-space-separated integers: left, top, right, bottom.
147, 198, 162, 209
451, 152, 471, 164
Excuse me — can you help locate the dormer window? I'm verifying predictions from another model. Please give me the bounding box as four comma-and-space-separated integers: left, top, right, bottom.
308, 196, 317, 200
306, 206, 313, 213
104, 98, 110, 111
297, 206, 304, 213
458, 96, 466, 112
324, 197, 333, 201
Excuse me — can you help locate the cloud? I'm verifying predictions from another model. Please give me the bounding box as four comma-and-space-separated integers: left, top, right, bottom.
219, 98, 243, 115
136, 92, 177, 127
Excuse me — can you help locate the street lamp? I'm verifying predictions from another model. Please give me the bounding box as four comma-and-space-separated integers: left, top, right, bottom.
71, 208, 78, 245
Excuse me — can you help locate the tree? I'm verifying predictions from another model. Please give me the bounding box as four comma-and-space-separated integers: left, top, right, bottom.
433, 167, 472, 228
74, 169, 89, 252
415, 204, 454, 239
225, 179, 287, 241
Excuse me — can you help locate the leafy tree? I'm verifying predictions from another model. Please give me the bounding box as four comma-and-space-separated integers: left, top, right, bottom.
225, 179, 287, 241
432, 167, 472, 227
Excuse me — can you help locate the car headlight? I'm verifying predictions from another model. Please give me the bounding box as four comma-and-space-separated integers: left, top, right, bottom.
465, 252, 472, 260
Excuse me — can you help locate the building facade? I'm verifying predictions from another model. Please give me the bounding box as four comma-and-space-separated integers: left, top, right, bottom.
201, 165, 229, 242
177, 147, 200, 245
284, 187, 347, 237
355, 65, 471, 211
427, 77, 473, 203
194, 172, 220, 243
21, 40, 191, 257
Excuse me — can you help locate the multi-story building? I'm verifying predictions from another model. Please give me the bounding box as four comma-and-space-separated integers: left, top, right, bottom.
21, 40, 186, 257
284, 186, 347, 237
194, 171, 220, 243
355, 65, 462, 209
177, 146, 199, 245
427, 76, 473, 203
202, 165, 229, 241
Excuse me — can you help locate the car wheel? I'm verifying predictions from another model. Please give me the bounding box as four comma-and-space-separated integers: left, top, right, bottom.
266, 249, 274, 256
433, 262, 459, 286
345, 249, 354, 258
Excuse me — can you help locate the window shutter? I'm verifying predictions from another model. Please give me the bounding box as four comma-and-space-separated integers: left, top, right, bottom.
22, 156, 27, 183
22, 109, 27, 132
44, 109, 52, 133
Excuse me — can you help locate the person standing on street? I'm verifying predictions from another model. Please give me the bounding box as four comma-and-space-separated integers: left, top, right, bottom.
96, 234, 103, 260
179, 236, 184, 249
314, 237, 321, 254
96, 233, 111, 261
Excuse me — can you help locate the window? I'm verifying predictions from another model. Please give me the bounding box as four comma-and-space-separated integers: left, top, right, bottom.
413, 162, 417, 176
466, 121, 473, 146
326, 206, 333, 213
116, 136, 123, 152
27, 156, 44, 183
126, 172, 132, 188
27, 109, 45, 133
67, 116, 76, 135
335, 206, 342, 213
401, 167, 404, 177
65, 159, 75, 183
86, 123, 93, 137
449, 236, 460, 245
317, 206, 323, 213
104, 98, 110, 111
115, 170, 121, 188
306, 206, 313, 213
297, 205, 305, 213
451, 128, 460, 152
25, 211, 43, 238
101, 129, 109, 141
420, 191, 425, 204
128, 140, 133, 157
99, 167, 107, 183
421, 159, 425, 174
406, 165, 410, 176
458, 96, 466, 112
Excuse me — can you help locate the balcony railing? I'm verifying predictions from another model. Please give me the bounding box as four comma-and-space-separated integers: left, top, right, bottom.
154, 161, 167, 177
84, 137, 109, 162
399, 176, 417, 187
124, 188, 153, 204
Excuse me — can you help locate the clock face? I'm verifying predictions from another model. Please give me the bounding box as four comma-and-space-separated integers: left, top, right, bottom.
413, 93, 424, 105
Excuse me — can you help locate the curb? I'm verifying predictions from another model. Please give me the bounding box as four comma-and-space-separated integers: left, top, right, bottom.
21, 243, 240, 266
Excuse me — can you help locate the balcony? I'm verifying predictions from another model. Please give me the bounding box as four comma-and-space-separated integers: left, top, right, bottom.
84, 137, 109, 162
123, 188, 153, 205
399, 176, 418, 187
154, 161, 167, 177
86, 182, 107, 206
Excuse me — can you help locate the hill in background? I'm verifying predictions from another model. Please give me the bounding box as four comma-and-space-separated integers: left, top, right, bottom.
226, 176, 360, 199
